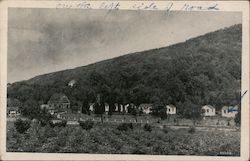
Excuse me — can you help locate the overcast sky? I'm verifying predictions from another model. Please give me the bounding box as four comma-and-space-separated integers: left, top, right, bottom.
8, 9, 241, 83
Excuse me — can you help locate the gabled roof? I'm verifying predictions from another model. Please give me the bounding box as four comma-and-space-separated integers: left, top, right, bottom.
228, 106, 238, 113
89, 103, 95, 106
139, 104, 153, 108
68, 79, 76, 85
202, 105, 215, 110
222, 105, 238, 111
166, 105, 176, 109
221, 106, 228, 110
48, 93, 70, 104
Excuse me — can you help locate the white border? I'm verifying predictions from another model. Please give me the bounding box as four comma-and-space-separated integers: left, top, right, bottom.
0, 1, 249, 161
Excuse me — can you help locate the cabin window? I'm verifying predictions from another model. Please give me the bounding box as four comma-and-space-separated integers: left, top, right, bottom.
169, 109, 171, 112
224, 110, 227, 113
207, 109, 209, 113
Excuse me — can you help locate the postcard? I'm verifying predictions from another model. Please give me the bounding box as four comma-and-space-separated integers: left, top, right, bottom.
0, 1, 249, 161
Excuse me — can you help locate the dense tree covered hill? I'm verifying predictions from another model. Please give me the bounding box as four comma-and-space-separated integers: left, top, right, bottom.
8, 24, 242, 113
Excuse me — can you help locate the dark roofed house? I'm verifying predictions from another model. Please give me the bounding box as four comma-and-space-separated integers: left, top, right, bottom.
48, 93, 70, 111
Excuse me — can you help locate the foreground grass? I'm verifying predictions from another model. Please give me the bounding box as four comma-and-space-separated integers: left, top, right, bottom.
7, 122, 240, 156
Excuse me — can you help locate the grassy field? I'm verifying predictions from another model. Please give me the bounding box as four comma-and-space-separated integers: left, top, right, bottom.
7, 120, 240, 156
58, 113, 236, 127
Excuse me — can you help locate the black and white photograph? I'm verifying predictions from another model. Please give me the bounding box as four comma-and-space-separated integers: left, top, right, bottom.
2, 1, 249, 160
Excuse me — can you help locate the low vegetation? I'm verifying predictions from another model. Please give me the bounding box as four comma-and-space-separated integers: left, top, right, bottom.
143, 123, 152, 132
14, 119, 31, 134
188, 126, 196, 133
78, 120, 94, 130
7, 120, 240, 156
117, 123, 133, 131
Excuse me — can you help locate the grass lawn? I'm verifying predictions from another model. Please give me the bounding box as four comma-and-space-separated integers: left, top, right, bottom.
58, 113, 236, 127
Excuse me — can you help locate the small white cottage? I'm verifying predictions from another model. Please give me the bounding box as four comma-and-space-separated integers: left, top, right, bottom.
89, 103, 95, 112
40, 104, 49, 110
166, 105, 176, 115
202, 105, 216, 116
139, 104, 153, 114
124, 104, 129, 113
221, 106, 238, 118
7, 98, 22, 117
68, 79, 76, 87
105, 103, 109, 113
114, 103, 120, 112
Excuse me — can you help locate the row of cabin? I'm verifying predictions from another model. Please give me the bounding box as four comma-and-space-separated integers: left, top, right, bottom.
89, 103, 130, 113
87, 103, 238, 118
135, 104, 238, 118
201, 105, 238, 117
138, 104, 176, 115
7, 93, 238, 118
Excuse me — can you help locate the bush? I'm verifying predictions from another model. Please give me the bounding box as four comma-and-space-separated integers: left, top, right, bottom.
117, 123, 133, 131
234, 110, 241, 126
162, 126, 171, 134
188, 126, 196, 133
143, 123, 152, 132
14, 119, 31, 133
40, 119, 48, 127
49, 120, 56, 128
79, 120, 94, 130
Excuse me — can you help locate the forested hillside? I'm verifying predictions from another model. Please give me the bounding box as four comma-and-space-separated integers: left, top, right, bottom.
8, 24, 242, 115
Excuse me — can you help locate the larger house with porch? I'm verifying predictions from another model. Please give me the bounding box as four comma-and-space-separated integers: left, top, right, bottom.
47, 93, 70, 114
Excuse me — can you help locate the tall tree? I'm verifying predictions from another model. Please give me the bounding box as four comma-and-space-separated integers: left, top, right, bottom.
94, 94, 105, 123
21, 99, 40, 119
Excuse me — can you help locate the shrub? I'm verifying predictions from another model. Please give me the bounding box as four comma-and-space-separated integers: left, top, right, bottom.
188, 126, 196, 133
163, 126, 171, 134
143, 123, 152, 132
127, 123, 133, 129
117, 123, 133, 131
14, 119, 31, 133
79, 120, 94, 130
40, 119, 48, 127
234, 111, 241, 126
49, 120, 56, 128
